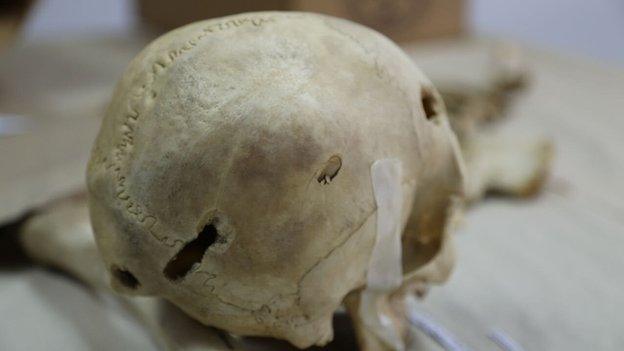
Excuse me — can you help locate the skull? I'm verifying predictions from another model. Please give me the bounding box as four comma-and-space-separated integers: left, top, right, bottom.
87, 12, 464, 348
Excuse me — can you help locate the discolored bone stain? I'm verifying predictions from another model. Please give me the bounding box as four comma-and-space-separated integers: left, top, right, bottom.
134, 126, 235, 227
233, 124, 322, 187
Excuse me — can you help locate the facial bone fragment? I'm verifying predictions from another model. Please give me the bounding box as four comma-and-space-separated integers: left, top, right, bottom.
439, 45, 553, 201
86, 12, 464, 349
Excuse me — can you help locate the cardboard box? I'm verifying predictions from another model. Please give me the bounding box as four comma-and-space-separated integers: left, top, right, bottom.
138, 0, 465, 43
0, 0, 34, 52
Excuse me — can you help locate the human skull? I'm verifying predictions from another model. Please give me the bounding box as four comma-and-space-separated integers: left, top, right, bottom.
87, 12, 464, 348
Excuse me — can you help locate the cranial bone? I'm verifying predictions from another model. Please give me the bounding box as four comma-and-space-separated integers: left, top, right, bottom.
86, 11, 464, 349
14, 14, 549, 350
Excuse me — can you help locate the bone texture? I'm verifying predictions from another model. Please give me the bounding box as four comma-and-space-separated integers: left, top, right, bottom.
86, 11, 464, 349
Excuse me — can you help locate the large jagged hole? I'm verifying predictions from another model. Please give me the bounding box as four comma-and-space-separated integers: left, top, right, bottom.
164, 222, 219, 281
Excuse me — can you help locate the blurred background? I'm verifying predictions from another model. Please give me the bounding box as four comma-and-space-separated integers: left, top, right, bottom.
6, 0, 624, 66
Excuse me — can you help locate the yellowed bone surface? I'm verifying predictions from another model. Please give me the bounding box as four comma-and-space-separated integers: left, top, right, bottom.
86, 11, 464, 349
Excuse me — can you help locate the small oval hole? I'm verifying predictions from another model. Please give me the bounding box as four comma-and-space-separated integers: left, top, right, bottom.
421, 88, 439, 121
317, 155, 342, 184
111, 266, 140, 289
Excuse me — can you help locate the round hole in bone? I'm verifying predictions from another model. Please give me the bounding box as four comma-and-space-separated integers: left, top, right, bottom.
111, 266, 140, 289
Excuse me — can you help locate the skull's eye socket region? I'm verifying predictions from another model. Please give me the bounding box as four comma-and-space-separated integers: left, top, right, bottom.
164, 222, 219, 281
111, 266, 140, 289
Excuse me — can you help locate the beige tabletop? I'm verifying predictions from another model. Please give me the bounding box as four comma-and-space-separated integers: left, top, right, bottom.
0, 36, 623, 350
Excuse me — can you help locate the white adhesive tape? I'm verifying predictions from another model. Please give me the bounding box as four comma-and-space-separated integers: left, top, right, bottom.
359, 158, 405, 351
368, 158, 404, 289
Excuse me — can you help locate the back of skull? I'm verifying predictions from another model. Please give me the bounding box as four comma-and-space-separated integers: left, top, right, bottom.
87, 12, 463, 348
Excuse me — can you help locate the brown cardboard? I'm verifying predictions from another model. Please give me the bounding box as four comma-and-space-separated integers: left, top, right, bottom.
137, 0, 465, 42
294, 0, 465, 42
0, 0, 35, 52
